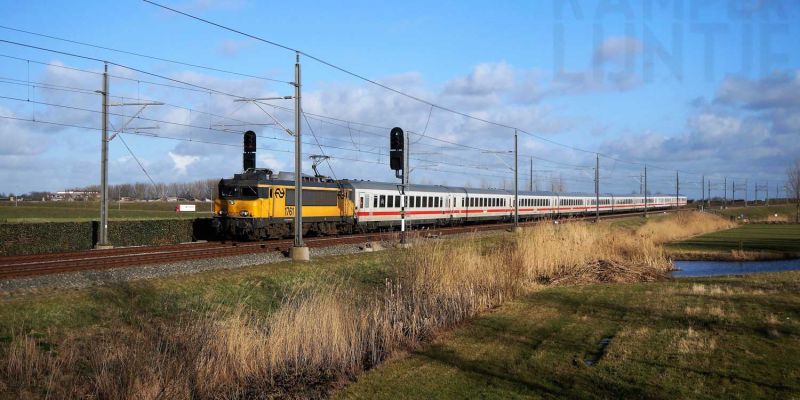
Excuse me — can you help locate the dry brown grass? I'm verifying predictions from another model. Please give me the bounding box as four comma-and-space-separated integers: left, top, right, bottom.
675, 327, 718, 354
637, 212, 736, 244
0, 213, 730, 398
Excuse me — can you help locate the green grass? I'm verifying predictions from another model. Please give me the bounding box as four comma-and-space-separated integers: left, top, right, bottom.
668, 224, 800, 255
338, 271, 800, 399
609, 213, 670, 230
0, 251, 394, 340
0, 201, 212, 222
710, 204, 797, 222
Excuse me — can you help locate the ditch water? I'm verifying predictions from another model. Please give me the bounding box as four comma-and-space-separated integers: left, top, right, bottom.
672, 259, 800, 278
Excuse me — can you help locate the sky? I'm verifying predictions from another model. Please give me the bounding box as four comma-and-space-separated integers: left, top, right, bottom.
1, 0, 799, 198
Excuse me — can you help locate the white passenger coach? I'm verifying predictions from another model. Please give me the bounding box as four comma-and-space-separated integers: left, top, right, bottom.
348, 181, 686, 228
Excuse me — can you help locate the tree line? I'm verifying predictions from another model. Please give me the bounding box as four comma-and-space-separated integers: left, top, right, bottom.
1, 178, 220, 201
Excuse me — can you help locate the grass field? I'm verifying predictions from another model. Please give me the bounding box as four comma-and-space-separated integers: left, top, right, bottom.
0, 200, 212, 222
338, 271, 800, 399
667, 224, 800, 260
710, 204, 798, 222
0, 250, 395, 340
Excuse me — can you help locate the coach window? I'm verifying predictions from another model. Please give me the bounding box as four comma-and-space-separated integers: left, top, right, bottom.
395, 196, 401, 208
379, 195, 386, 208
388, 195, 394, 208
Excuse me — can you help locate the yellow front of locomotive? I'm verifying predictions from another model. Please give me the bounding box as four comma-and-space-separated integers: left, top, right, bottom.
213, 179, 274, 239
214, 190, 270, 219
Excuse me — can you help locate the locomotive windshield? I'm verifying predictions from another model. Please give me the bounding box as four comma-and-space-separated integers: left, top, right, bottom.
219, 180, 259, 199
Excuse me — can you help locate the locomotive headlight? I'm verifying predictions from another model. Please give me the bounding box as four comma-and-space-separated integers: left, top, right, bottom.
218, 210, 227, 216
239, 210, 250, 217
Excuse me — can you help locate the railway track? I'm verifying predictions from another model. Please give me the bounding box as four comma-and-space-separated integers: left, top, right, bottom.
0, 209, 680, 280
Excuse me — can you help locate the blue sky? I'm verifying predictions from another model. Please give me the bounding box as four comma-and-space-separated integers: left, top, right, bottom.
1, 0, 799, 198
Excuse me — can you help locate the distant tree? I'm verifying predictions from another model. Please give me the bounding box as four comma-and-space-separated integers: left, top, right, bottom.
788, 158, 800, 223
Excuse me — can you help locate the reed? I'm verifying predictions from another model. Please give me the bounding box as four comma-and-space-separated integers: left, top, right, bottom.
636, 211, 736, 244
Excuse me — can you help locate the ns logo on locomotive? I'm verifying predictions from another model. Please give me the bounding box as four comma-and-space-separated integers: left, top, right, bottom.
212, 130, 687, 240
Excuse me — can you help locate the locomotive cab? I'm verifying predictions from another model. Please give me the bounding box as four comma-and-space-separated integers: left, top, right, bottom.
214, 179, 273, 219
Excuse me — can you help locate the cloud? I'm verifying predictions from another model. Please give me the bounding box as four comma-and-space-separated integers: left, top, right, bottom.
0, 108, 48, 156
6, 55, 796, 195
543, 36, 646, 96
217, 39, 250, 57
716, 71, 800, 110
258, 153, 286, 172
443, 62, 515, 96
688, 113, 743, 141
168, 151, 199, 174
596, 70, 800, 188
592, 36, 644, 66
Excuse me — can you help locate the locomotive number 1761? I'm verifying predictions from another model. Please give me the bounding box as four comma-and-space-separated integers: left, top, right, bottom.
284, 206, 294, 216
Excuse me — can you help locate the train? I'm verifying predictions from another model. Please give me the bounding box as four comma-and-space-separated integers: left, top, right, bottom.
211, 168, 687, 240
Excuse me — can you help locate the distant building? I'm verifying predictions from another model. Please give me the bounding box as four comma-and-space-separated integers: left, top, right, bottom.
48, 191, 100, 201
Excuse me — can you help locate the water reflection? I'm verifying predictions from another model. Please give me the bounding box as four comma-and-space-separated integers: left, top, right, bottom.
673, 259, 800, 278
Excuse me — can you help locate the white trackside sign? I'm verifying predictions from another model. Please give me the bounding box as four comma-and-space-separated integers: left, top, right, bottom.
178, 204, 196, 212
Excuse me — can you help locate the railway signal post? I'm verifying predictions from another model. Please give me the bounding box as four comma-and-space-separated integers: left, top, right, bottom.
390, 127, 410, 247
